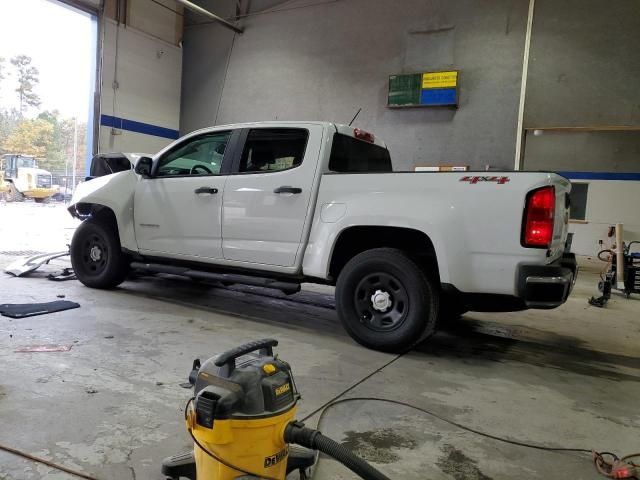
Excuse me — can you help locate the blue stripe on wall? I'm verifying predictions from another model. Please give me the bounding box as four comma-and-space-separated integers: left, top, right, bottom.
100, 114, 179, 140
557, 171, 640, 181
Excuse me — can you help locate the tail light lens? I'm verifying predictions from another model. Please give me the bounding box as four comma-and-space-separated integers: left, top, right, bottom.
522, 186, 555, 248
354, 128, 374, 143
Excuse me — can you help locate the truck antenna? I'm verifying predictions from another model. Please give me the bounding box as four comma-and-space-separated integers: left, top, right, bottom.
348, 108, 362, 127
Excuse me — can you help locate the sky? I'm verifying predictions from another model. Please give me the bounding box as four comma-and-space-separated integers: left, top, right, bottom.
0, 0, 94, 119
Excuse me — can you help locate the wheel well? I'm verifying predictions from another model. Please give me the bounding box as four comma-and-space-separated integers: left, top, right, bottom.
73, 203, 118, 229
329, 226, 440, 283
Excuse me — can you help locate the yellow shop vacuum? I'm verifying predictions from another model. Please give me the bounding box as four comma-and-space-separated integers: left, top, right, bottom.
162, 339, 391, 480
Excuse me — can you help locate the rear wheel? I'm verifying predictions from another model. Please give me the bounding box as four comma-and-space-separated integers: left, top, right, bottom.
70, 217, 129, 289
335, 248, 439, 352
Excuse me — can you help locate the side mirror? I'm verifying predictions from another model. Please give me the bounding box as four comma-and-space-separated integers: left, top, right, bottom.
134, 157, 153, 178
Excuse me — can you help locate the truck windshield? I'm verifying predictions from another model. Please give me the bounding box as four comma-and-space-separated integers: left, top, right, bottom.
17, 157, 36, 168
329, 133, 392, 173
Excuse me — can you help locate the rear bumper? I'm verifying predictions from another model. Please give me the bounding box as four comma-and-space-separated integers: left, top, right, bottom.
517, 253, 578, 309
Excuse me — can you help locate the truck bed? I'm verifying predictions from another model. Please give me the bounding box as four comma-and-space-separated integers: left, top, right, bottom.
303, 171, 571, 296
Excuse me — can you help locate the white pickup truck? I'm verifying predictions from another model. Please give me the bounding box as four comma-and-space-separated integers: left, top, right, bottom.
69, 121, 577, 352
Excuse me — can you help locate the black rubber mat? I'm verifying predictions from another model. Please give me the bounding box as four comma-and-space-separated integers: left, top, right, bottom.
0, 300, 80, 318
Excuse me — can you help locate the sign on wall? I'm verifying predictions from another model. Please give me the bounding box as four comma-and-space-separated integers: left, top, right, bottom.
388, 71, 459, 108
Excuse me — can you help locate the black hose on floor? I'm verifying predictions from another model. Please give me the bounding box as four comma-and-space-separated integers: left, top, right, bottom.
285, 422, 391, 480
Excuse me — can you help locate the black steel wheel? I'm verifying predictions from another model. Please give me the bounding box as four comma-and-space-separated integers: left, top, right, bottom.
80, 232, 109, 275
336, 248, 439, 352
71, 217, 129, 289
354, 272, 410, 332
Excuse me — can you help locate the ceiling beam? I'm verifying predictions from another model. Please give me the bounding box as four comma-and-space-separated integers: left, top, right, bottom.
174, 0, 244, 33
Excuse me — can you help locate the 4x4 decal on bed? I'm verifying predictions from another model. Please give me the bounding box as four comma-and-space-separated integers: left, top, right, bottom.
460, 175, 511, 184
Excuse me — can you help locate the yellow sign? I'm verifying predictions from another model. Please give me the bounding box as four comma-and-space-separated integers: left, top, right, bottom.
422, 71, 458, 89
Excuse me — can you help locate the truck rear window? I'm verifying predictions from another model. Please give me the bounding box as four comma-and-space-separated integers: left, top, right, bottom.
329, 133, 392, 172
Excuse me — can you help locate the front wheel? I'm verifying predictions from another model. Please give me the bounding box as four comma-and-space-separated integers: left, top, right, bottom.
335, 248, 439, 352
70, 218, 130, 289
6, 184, 24, 202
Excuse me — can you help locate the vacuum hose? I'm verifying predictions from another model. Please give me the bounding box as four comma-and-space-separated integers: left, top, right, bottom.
284, 422, 391, 480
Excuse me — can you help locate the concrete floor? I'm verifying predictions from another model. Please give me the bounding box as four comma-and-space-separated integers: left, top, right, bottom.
0, 203, 639, 480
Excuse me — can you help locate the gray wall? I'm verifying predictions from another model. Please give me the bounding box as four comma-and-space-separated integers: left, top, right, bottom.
525, 0, 640, 128
523, 0, 640, 172
181, 0, 529, 171
524, 131, 640, 172
179, 0, 236, 134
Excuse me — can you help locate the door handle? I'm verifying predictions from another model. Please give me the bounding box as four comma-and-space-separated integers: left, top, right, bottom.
274, 186, 302, 194
194, 187, 218, 195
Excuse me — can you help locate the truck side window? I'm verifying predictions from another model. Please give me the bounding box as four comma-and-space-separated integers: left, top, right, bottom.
239, 128, 309, 173
329, 133, 392, 172
156, 132, 231, 177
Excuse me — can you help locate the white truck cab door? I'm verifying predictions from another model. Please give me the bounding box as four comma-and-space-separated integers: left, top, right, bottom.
222, 125, 323, 267
134, 130, 236, 261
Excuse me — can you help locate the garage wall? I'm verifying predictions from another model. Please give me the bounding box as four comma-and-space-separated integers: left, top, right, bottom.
524, 0, 640, 130
569, 181, 640, 257
98, 3, 183, 156
180, 0, 236, 135
523, 0, 640, 173
181, 0, 529, 171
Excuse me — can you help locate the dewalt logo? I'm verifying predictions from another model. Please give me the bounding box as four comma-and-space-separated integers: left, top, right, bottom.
274, 383, 290, 396
264, 446, 289, 468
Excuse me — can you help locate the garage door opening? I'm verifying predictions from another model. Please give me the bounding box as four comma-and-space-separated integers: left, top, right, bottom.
0, 0, 97, 203
0, 0, 97, 260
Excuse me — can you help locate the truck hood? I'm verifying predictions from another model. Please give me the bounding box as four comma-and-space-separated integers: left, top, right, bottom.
69, 170, 137, 207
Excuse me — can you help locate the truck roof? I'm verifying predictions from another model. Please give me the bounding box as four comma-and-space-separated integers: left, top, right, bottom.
188, 121, 388, 149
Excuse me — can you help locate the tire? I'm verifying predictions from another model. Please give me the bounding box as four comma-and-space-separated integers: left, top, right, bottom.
34, 197, 49, 204
70, 217, 129, 289
6, 184, 24, 202
335, 248, 439, 352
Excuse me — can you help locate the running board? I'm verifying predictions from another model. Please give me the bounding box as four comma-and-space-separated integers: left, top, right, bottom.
130, 262, 301, 295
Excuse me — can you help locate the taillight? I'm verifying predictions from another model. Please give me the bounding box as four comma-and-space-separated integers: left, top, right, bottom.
522, 186, 555, 248
354, 128, 374, 143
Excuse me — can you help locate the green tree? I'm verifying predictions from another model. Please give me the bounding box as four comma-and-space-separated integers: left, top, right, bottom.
0, 108, 21, 154
37, 110, 65, 171
2, 118, 53, 158
36, 111, 87, 174
10, 55, 41, 115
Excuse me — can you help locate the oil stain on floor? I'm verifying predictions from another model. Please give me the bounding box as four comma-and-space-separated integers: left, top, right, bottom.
436, 444, 492, 480
340, 428, 419, 464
